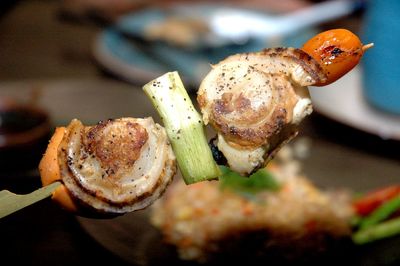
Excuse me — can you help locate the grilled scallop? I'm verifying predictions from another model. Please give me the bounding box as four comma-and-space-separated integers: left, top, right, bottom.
55, 117, 176, 214
197, 48, 326, 175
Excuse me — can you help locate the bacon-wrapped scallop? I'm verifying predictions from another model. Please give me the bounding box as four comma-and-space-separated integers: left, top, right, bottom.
39, 117, 176, 216
197, 48, 326, 175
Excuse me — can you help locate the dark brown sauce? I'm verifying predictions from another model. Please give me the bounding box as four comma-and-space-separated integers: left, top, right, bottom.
0, 102, 51, 172
0, 107, 47, 134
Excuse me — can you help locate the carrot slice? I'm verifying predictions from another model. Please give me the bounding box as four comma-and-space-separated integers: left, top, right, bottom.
39, 127, 78, 212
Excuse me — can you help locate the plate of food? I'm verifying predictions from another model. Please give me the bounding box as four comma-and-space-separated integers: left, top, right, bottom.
79, 30, 397, 265
3, 27, 399, 265
92, 3, 317, 88
76, 139, 400, 265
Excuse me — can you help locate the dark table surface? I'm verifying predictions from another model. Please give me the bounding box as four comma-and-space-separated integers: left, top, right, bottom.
0, 177, 131, 265
0, 2, 135, 265
1, 1, 400, 266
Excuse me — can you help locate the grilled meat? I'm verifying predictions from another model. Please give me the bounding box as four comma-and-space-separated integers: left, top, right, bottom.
197, 48, 326, 175
56, 117, 176, 214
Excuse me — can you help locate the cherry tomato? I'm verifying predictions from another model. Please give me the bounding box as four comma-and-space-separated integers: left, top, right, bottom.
302, 29, 371, 86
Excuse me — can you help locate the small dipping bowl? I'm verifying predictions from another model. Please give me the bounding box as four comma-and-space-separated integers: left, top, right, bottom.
0, 98, 51, 173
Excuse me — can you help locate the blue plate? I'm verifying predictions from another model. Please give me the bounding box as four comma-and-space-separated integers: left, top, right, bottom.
93, 4, 317, 89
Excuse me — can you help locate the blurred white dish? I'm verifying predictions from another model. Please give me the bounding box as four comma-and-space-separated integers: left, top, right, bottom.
309, 67, 400, 140
207, 0, 358, 48
92, 4, 318, 88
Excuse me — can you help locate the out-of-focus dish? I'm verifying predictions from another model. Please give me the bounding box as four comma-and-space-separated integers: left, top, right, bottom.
77, 136, 400, 265
112, 1, 359, 51
151, 147, 353, 262
143, 16, 210, 49
309, 68, 400, 140
92, 4, 317, 88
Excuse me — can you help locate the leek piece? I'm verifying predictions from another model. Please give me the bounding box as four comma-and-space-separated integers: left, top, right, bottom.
143, 72, 221, 184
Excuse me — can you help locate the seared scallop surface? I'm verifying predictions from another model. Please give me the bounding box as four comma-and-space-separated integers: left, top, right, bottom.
57, 117, 176, 214
197, 48, 326, 175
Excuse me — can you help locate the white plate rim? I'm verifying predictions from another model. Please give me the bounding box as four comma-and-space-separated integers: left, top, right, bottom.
309, 67, 400, 140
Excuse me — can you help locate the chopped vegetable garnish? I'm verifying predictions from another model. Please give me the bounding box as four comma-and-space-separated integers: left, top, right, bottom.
359, 196, 400, 229
143, 72, 221, 184
352, 216, 400, 245
353, 185, 400, 216
219, 165, 280, 196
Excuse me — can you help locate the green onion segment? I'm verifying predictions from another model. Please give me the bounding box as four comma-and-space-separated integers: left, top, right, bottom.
143, 71, 221, 184
352, 216, 400, 245
359, 196, 400, 230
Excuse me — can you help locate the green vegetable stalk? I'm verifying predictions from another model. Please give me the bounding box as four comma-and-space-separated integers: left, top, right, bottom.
359, 196, 400, 229
352, 216, 400, 245
143, 72, 221, 184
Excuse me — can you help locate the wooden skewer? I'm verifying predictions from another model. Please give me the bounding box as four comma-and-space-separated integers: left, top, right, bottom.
362, 43, 374, 51
0, 181, 62, 219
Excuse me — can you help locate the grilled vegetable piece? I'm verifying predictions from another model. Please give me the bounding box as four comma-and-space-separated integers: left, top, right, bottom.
353, 185, 400, 216
359, 196, 400, 230
197, 48, 326, 175
39, 127, 79, 213
302, 28, 373, 86
352, 216, 400, 245
39, 117, 176, 215
143, 71, 221, 184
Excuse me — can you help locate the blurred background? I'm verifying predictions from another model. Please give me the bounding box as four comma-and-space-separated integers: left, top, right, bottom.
0, 0, 363, 84
0, 0, 400, 265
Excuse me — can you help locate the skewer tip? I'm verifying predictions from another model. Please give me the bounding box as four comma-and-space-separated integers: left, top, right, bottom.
362, 43, 374, 51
